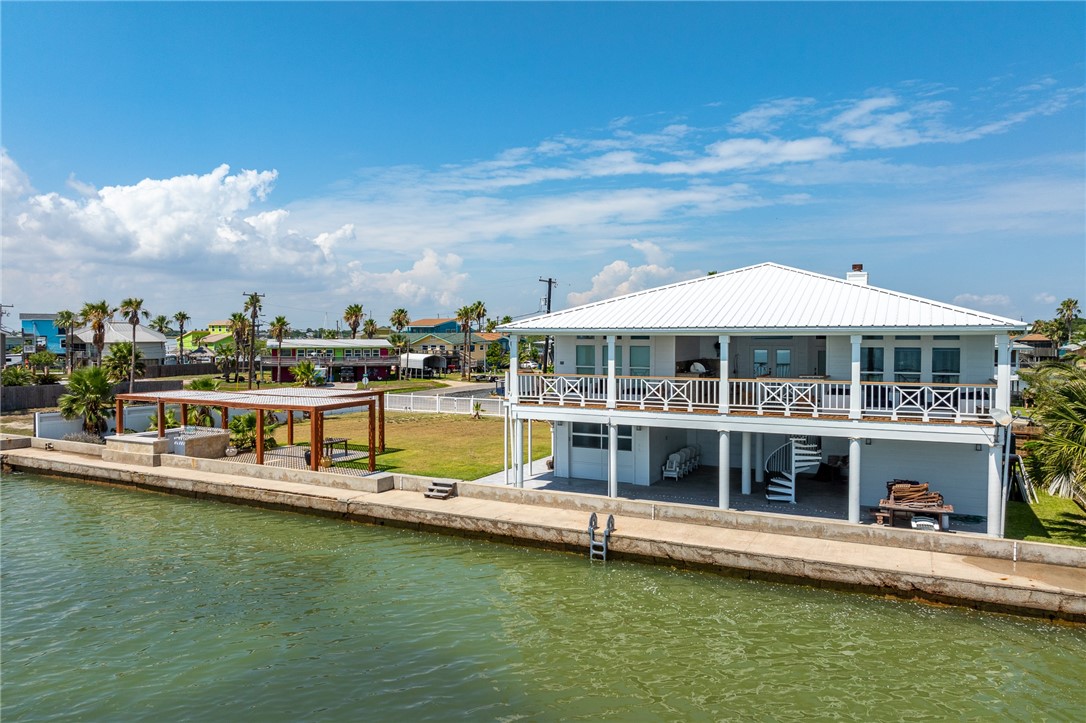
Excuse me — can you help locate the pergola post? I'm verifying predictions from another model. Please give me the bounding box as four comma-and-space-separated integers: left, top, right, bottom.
368, 401, 376, 472
221, 407, 229, 429
377, 391, 385, 452
180, 404, 188, 428
256, 411, 265, 465
157, 401, 165, 438
115, 399, 124, 435
287, 413, 294, 445
309, 409, 320, 471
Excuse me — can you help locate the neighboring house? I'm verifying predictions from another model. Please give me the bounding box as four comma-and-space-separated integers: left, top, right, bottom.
404, 317, 461, 334
74, 322, 168, 365
268, 338, 395, 383
406, 331, 501, 372
19, 313, 65, 355
1012, 333, 1059, 367
499, 262, 1025, 537
206, 320, 232, 335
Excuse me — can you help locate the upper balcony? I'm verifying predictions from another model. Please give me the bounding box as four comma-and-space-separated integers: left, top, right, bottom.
513, 373, 995, 425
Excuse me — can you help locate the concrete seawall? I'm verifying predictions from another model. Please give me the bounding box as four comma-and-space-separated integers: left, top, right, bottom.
3, 439, 1084, 623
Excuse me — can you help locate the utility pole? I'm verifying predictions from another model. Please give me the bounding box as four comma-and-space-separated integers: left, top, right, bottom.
0, 304, 13, 369
538, 277, 556, 372
243, 292, 264, 390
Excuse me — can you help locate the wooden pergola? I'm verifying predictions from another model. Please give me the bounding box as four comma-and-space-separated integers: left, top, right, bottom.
113, 388, 386, 472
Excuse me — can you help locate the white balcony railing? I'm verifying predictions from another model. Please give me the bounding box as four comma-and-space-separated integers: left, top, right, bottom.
515, 374, 996, 423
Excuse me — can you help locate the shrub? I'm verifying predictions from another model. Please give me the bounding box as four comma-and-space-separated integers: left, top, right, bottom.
1, 366, 36, 387
63, 431, 106, 445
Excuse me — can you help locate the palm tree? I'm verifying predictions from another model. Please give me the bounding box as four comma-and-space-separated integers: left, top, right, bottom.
79, 300, 114, 367
173, 311, 191, 365
58, 366, 114, 435
243, 293, 263, 389
101, 341, 145, 384
471, 300, 487, 371
291, 359, 320, 387
1022, 362, 1086, 499
187, 376, 219, 426
456, 305, 474, 380
268, 315, 290, 383
389, 308, 410, 333
54, 309, 77, 373
343, 303, 364, 339
363, 318, 378, 339
1057, 299, 1081, 346
227, 312, 250, 384
118, 298, 150, 393
149, 314, 172, 335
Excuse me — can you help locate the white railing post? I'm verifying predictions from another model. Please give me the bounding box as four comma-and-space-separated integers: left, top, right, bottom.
849, 334, 862, 420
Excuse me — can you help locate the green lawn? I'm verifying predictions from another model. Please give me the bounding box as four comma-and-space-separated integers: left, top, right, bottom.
1005, 492, 1086, 547
274, 411, 549, 480
355, 379, 450, 394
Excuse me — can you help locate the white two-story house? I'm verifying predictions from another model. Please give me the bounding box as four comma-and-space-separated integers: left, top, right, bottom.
499, 263, 1026, 537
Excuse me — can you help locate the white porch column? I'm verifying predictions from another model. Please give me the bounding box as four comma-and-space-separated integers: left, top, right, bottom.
514, 417, 525, 488
509, 334, 520, 404
848, 437, 862, 524
718, 430, 731, 509
606, 334, 617, 409
503, 403, 509, 486
741, 431, 752, 495
995, 333, 1011, 414
718, 334, 730, 414
849, 334, 862, 420
987, 443, 1002, 537
754, 433, 765, 483
607, 422, 618, 498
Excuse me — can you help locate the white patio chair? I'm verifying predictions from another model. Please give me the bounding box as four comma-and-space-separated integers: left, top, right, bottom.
662, 455, 681, 481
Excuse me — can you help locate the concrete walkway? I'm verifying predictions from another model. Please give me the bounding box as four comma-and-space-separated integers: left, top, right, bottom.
3, 444, 1084, 622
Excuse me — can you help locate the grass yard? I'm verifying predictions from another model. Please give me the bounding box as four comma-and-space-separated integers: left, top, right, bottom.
0, 410, 38, 436
355, 379, 450, 394
272, 411, 550, 480
1005, 492, 1086, 547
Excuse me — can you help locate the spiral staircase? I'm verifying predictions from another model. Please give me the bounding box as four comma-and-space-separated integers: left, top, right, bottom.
765, 436, 822, 503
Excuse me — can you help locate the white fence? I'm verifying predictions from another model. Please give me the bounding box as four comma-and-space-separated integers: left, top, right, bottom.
383, 393, 503, 416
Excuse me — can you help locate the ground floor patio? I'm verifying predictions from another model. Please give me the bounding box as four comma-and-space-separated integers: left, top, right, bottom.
475, 464, 987, 534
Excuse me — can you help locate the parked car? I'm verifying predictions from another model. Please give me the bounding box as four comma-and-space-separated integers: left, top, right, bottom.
519, 360, 538, 369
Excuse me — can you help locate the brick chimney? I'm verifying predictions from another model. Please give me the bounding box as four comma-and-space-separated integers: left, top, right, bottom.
846, 263, 868, 285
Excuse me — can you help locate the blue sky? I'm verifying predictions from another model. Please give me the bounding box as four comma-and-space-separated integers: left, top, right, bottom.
2, 2, 1083, 330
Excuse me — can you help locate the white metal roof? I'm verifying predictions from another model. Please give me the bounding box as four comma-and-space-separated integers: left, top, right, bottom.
75, 322, 168, 344
499, 263, 1026, 335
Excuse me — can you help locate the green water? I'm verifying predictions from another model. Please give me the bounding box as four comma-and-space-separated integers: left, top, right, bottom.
3, 473, 1084, 721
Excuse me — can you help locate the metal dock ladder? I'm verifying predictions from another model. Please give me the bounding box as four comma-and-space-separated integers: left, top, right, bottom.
587, 512, 616, 561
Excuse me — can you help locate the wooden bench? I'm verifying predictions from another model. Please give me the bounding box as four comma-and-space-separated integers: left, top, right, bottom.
878, 482, 953, 530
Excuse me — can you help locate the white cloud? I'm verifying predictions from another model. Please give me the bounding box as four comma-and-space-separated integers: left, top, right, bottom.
953, 293, 1012, 311
1034, 292, 1058, 305
1, 148, 33, 200
567, 259, 699, 306
728, 97, 815, 134
346, 250, 468, 308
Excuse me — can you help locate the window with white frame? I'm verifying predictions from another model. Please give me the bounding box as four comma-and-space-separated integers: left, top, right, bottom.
575, 345, 596, 375
894, 347, 921, 383
629, 345, 650, 376
570, 423, 632, 450
932, 348, 960, 384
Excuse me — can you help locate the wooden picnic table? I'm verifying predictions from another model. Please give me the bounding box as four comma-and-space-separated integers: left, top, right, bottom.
877, 499, 954, 530
323, 437, 349, 459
